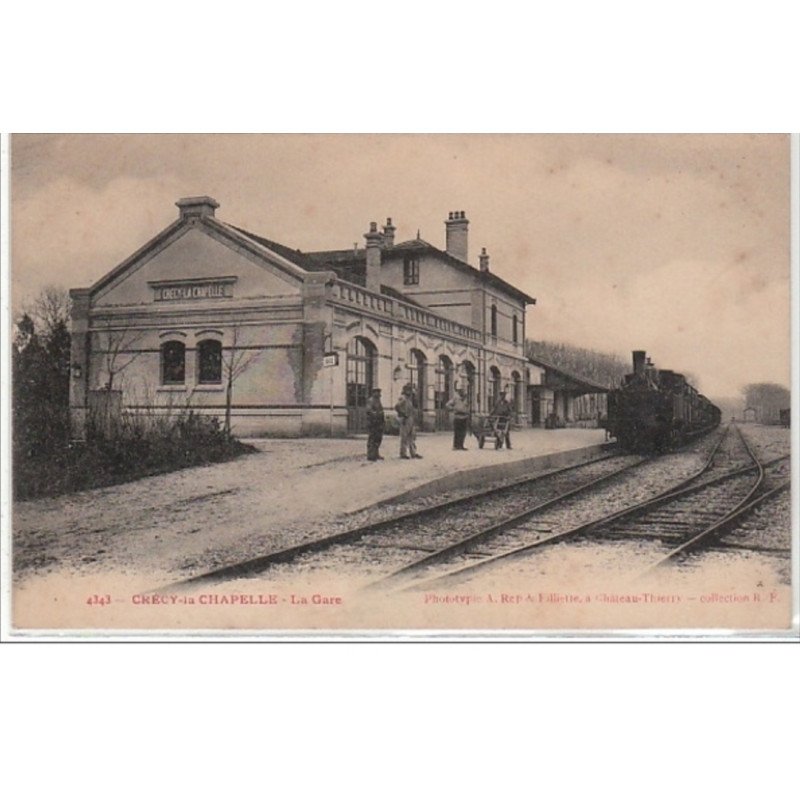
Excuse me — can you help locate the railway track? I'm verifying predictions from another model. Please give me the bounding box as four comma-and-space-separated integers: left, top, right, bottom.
387, 424, 790, 591
162, 449, 649, 590
162, 425, 737, 593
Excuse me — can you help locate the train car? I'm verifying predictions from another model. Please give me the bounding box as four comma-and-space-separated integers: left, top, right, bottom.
605, 351, 720, 453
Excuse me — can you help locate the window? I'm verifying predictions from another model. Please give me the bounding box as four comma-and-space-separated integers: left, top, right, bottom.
491, 305, 498, 338
403, 256, 419, 286
513, 314, 518, 345
197, 339, 222, 384
161, 340, 185, 385
489, 366, 502, 410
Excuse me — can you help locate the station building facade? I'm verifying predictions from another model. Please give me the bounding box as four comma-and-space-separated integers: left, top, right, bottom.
69, 197, 535, 438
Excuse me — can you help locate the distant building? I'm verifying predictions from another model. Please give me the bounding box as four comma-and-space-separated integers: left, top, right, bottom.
69, 198, 535, 437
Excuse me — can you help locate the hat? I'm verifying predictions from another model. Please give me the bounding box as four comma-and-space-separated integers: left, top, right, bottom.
371, 387, 382, 394
402, 383, 414, 392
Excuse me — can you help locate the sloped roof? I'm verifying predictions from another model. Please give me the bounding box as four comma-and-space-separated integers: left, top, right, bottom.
233, 227, 424, 307
527, 353, 611, 394
305, 237, 536, 305
390, 240, 536, 305
230, 224, 323, 272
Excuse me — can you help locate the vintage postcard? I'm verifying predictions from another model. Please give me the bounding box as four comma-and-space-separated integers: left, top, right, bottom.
2, 133, 797, 638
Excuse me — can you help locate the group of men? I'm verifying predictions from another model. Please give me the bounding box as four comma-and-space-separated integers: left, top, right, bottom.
364, 383, 513, 462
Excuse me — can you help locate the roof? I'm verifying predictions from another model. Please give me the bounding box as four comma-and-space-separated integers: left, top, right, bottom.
231, 223, 535, 306
387, 240, 536, 305
230, 225, 323, 272
233, 227, 424, 306
527, 354, 611, 394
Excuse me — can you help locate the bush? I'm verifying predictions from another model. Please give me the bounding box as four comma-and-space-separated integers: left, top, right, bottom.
14, 409, 256, 501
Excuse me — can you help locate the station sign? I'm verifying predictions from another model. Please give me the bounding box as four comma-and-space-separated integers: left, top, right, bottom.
323, 352, 339, 367
150, 276, 237, 302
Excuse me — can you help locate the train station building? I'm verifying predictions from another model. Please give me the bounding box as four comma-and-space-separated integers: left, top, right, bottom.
69, 197, 536, 437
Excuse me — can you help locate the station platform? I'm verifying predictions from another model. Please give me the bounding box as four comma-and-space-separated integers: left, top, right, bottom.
244, 426, 610, 516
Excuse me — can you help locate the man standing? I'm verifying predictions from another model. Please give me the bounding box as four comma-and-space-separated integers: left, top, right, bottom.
492, 390, 513, 449
366, 387, 385, 462
395, 383, 423, 459
446, 387, 470, 450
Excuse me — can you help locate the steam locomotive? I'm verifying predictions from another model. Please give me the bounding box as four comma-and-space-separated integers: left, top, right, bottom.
605, 351, 721, 453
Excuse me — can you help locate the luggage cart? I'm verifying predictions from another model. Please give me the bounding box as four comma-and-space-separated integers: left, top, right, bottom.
472, 415, 511, 449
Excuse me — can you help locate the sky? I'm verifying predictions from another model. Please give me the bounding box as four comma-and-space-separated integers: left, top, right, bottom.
9, 133, 792, 399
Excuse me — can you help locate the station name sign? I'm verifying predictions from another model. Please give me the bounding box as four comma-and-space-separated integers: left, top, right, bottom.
150, 277, 237, 302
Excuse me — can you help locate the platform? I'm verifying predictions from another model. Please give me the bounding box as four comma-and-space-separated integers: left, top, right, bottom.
244, 426, 610, 514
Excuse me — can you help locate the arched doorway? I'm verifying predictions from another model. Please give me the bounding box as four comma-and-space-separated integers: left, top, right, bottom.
488, 366, 502, 412
435, 355, 454, 430
461, 361, 476, 414
346, 337, 377, 433
407, 349, 426, 428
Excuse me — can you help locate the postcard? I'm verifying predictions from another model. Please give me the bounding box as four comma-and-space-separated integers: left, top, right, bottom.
3, 133, 797, 638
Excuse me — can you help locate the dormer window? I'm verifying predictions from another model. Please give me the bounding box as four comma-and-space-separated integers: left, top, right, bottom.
403, 256, 419, 286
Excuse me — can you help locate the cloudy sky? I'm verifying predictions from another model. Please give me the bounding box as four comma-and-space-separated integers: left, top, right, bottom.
10, 133, 791, 398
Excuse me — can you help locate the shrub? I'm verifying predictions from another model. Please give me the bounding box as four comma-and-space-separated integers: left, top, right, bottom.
14, 408, 256, 501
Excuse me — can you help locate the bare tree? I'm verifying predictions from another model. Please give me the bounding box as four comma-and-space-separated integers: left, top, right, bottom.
22, 284, 71, 340
95, 322, 148, 392
222, 326, 262, 435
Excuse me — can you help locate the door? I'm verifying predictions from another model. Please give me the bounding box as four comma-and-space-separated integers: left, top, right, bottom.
435, 356, 453, 431
346, 337, 376, 433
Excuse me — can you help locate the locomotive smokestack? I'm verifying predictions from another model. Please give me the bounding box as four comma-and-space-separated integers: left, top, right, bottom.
632, 350, 646, 376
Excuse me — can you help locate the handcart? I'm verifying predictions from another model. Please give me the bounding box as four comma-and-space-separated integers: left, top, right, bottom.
472, 415, 511, 449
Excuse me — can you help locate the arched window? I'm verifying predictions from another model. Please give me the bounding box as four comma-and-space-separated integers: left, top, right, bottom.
489, 366, 502, 411
435, 355, 454, 429
512, 370, 522, 419
436, 356, 453, 405
161, 340, 186, 385
461, 361, 476, 411
197, 339, 222, 384
408, 349, 427, 426
346, 337, 377, 432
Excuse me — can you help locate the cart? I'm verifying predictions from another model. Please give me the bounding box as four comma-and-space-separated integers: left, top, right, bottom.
472, 415, 511, 449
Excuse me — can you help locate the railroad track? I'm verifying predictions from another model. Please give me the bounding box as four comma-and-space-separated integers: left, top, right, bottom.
160, 425, 738, 594
161, 449, 650, 591
376, 424, 789, 592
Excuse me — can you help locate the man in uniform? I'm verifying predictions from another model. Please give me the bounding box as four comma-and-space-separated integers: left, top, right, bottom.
395, 383, 423, 459
446, 386, 470, 450
365, 387, 385, 462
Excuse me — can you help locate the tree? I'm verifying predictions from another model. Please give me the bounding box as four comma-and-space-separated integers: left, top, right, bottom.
221, 326, 262, 435
526, 339, 629, 388
24, 284, 71, 341
94, 322, 147, 392
12, 288, 72, 457
742, 383, 790, 423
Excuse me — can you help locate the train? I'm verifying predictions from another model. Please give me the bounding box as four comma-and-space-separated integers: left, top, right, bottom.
605, 350, 721, 453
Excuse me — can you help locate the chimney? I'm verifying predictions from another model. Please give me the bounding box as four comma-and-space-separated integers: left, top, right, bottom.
176, 196, 219, 220
382, 217, 396, 248
445, 210, 469, 262
632, 350, 646, 376
479, 247, 490, 272
364, 221, 383, 294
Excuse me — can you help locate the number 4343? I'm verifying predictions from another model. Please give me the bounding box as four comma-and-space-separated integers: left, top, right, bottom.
86, 594, 111, 606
